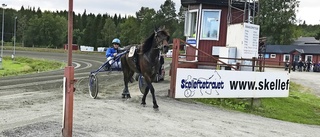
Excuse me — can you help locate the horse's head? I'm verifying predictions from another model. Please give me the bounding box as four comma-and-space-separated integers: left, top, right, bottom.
154, 26, 170, 53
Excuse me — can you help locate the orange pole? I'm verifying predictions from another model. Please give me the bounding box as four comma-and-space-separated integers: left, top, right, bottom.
62, 0, 75, 137
169, 39, 180, 98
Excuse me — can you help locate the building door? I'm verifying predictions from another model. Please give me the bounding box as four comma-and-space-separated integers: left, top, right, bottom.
293, 54, 300, 62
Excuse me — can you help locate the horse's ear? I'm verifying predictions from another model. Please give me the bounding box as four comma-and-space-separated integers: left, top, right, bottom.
161, 26, 166, 30
154, 30, 157, 36
154, 26, 158, 31
154, 26, 158, 36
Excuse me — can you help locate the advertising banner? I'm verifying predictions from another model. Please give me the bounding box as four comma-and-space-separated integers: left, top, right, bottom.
175, 68, 290, 98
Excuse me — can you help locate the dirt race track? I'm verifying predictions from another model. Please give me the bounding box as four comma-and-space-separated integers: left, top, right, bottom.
0, 50, 320, 137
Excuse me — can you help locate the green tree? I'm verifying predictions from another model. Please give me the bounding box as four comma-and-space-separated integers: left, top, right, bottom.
119, 16, 140, 46
258, 0, 300, 44
315, 31, 320, 40
297, 24, 320, 38
25, 12, 67, 47
73, 28, 83, 45
156, 0, 177, 42
95, 14, 105, 48
81, 10, 87, 31
173, 5, 187, 40
136, 7, 156, 42
17, 15, 28, 46
82, 19, 95, 47
24, 16, 41, 47
0, 8, 17, 42
101, 18, 117, 47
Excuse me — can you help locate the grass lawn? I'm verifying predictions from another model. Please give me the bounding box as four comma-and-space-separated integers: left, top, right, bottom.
0, 56, 65, 77
194, 82, 320, 125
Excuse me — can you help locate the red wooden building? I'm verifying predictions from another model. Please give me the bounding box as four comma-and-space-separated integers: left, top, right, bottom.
168, 0, 259, 97
181, 0, 258, 63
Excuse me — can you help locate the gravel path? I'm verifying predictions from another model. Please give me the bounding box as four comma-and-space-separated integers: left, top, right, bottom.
0, 50, 319, 137
266, 68, 320, 96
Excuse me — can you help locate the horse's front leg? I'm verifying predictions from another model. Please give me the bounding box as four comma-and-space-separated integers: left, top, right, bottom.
148, 83, 158, 109
122, 82, 131, 99
142, 76, 158, 109
141, 86, 149, 107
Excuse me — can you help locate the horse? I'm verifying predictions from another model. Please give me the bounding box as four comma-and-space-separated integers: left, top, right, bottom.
120, 26, 170, 109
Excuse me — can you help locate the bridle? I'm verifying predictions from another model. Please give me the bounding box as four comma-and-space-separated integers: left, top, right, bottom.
154, 30, 169, 50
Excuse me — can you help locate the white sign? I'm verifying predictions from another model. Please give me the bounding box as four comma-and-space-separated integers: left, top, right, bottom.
186, 38, 196, 47
242, 23, 260, 58
80, 45, 94, 52
175, 68, 290, 98
97, 47, 106, 52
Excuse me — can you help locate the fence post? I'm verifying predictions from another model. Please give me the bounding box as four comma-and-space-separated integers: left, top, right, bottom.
252, 57, 256, 71
169, 38, 180, 98
236, 62, 240, 70
259, 57, 262, 72
251, 57, 261, 108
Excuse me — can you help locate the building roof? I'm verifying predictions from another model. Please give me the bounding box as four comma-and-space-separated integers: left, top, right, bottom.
292, 37, 320, 45
291, 49, 304, 53
181, 0, 256, 9
265, 44, 320, 54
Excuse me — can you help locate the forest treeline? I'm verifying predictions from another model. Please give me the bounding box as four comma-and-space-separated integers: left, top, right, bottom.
0, 0, 319, 49
1, 0, 185, 49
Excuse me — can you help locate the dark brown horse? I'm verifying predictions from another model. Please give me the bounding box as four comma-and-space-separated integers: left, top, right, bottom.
121, 26, 170, 109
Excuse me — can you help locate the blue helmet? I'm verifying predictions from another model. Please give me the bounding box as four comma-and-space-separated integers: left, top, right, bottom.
112, 38, 121, 45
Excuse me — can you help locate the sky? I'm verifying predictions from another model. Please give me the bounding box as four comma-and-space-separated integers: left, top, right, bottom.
296, 0, 320, 25
1, 0, 320, 25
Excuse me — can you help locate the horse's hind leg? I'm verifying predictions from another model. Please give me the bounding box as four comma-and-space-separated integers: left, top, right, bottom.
121, 58, 133, 99
122, 71, 133, 99
122, 83, 130, 98
123, 70, 134, 98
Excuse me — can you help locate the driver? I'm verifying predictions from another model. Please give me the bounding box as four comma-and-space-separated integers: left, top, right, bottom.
105, 38, 121, 70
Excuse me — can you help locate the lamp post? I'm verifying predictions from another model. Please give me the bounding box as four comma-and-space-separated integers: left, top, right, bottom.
0, 3, 6, 69
12, 16, 17, 60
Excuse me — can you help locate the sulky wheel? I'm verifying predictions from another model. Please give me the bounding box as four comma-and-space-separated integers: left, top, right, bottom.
88, 74, 99, 99
138, 74, 148, 95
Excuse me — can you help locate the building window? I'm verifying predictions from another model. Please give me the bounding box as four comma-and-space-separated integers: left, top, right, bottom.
200, 10, 221, 40
270, 54, 276, 58
264, 54, 270, 58
184, 10, 198, 38
305, 55, 312, 62
283, 54, 290, 62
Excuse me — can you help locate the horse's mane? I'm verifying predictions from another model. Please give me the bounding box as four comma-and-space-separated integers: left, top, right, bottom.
141, 28, 169, 54
141, 33, 156, 54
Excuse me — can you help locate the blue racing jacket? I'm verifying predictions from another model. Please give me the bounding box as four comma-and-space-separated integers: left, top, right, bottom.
106, 48, 120, 61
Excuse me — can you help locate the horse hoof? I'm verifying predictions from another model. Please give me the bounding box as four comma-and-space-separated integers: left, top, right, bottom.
153, 107, 159, 112
141, 103, 146, 107
126, 94, 131, 98
122, 95, 126, 98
